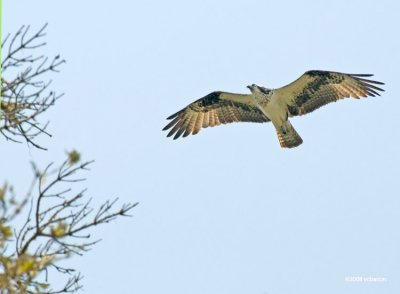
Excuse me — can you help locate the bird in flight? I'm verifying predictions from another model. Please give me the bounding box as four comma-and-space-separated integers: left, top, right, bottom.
163, 70, 384, 148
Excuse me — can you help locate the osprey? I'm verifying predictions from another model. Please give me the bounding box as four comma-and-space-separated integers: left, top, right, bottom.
163, 70, 384, 148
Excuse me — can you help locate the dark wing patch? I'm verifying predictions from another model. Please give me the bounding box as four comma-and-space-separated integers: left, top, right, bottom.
281, 70, 384, 116
163, 91, 270, 139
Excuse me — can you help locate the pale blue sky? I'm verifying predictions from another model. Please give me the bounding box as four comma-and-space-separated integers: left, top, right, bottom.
2, 1, 400, 293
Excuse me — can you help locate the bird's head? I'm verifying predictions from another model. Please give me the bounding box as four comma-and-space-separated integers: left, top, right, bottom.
247, 84, 271, 95
247, 84, 257, 91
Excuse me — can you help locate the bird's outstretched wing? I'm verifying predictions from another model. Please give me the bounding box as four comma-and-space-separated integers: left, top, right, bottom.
163, 91, 270, 139
275, 70, 385, 116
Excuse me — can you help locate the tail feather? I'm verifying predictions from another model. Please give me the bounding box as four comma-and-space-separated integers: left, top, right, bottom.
276, 121, 303, 148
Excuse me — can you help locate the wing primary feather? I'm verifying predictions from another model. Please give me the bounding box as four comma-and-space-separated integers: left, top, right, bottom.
167, 118, 186, 137
357, 90, 368, 98
213, 111, 221, 126
216, 107, 226, 124
365, 90, 377, 97
360, 82, 384, 92
202, 111, 209, 128
166, 110, 183, 120
173, 114, 193, 139
192, 114, 204, 135
209, 110, 216, 127
173, 126, 186, 140
182, 127, 192, 137
355, 78, 385, 85
182, 130, 191, 137
365, 88, 380, 96
350, 74, 374, 77
182, 113, 197, 137
163, 117, 180, 131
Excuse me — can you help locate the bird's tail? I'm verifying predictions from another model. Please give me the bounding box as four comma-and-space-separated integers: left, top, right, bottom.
275, 120, 303, 148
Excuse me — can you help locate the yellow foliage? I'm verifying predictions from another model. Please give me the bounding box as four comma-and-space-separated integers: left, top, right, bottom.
0, 224, 12, 248
0, 254, 54, 292
0, 183, 5, 201
39, 176, 46, 186
51, 222, 67, 237
17, 259, 35, 275
1, 225, 12, 239
68, 150, 81, 166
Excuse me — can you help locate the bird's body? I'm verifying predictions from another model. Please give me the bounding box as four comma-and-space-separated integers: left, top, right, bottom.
163, 70, 384, 148
250, 86, 303, 147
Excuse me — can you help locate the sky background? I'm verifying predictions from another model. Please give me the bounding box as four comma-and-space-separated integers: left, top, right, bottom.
2, 1, 400, 293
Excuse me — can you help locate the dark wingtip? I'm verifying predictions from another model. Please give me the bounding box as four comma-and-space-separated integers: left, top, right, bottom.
352, 74, 385, 96
356, 78, 385, 86
173, 128, 185, 139
166, 113, 177, 120
369, 80, 385, 85
350, 73, 374, 77
166, 108, 185, 120
163, 117, 180, 131
366, 88, 381, 96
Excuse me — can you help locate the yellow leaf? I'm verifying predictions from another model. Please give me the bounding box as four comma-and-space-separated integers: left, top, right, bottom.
39, 283, 49, 289
68, 150, 81, 166
51, 222, 67, 237
1, 225, 12, 239
17, 259, 35, 275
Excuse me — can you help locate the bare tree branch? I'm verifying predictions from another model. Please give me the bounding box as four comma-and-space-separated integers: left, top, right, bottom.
1, 153, 138, 293
1, 24, 65, 150
1, 24, 138, 294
